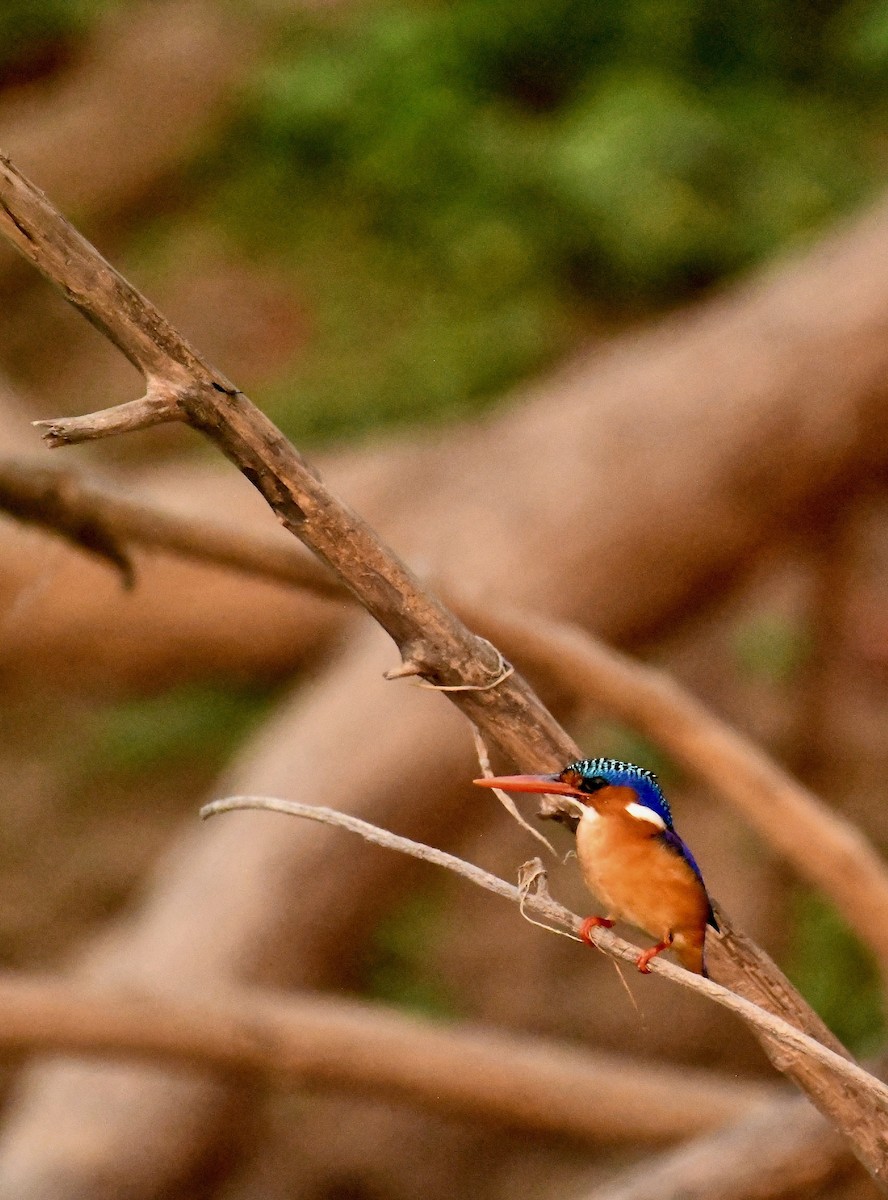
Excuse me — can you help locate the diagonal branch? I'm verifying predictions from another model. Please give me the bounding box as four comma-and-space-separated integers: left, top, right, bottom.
2, 150, 887, 1184
0, 151, 575, 774
3, 458, 885, 983
465, 601, 888, 976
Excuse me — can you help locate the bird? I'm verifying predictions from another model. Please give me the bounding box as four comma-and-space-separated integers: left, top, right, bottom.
473, 758, 717, 975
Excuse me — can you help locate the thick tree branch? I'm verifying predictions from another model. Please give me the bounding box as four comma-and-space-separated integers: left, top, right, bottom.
2, 151, 887, 1184
466, 602, 888, 977
0, 972, 773, 1144
0, 151, 574, 772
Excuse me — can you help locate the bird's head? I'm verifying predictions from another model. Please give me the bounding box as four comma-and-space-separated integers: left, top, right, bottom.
473, 757, 673, 830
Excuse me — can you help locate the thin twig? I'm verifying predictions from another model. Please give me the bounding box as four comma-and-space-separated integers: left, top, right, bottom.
3, 456, 883, 980
201, 796, 888, 1125
4, 458, 884, 980
471, 725, 557, 857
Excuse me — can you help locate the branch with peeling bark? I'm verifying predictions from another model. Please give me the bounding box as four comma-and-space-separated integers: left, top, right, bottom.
0, 152, 573, 772
2, 151, 887, 1186
466, 602, 888, 977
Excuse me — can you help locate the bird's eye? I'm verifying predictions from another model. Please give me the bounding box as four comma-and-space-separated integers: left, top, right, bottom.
581, 776, 608, 794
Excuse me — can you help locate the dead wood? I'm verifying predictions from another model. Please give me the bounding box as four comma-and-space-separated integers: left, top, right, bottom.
3, 166, 888, 687
201, 797, 886, 1104
1, 156, 888, 1197
467, 602, 888, 976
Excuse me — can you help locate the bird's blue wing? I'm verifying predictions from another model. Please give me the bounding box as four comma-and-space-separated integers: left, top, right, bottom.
660, 828, 719, 931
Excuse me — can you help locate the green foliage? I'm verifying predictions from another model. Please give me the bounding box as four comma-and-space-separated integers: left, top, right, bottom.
732, 614, 812, 684
81, 682, 277, 779
194, 0, 887, 445
785, 887, 885, 1054
0, 0, 109, 78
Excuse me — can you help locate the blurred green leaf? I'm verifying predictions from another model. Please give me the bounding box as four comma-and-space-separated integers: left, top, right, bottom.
82, 682, 276, 779
363, 889, 463, 1019
0, 0, 111, 78
732, 614, 812, 684
149, 0, 887, 446
784, 887, 885, 1054
574, 721, 679, 783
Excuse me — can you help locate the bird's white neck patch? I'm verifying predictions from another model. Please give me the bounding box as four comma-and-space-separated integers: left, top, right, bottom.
625, 801, 666, 830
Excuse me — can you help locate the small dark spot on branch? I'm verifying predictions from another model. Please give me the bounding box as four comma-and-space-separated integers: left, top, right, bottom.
0, 199, 35, 244
276, 497, 307, 526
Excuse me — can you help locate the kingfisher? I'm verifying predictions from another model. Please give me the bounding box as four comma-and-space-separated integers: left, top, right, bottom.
474, 758, 717, 975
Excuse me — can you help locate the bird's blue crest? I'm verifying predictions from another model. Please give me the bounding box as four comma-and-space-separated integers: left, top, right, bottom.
566, 758, 674, 830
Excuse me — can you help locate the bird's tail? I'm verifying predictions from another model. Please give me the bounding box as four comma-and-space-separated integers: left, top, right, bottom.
674, 931, 706, 976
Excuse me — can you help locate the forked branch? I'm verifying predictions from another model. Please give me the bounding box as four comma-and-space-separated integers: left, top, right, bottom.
2, 151, 887, 1185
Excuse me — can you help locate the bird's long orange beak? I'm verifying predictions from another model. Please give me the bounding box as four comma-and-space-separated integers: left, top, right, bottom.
473, 773, 582, 796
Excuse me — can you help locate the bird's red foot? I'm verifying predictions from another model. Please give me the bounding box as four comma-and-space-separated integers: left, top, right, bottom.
579, 916, 614, 945
635, 936, 673, 974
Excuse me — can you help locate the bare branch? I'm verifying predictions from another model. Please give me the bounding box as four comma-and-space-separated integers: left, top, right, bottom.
0, 150, 576, 770
0, 458, 342, 598
4, 453, 882, 983
32, 383, 182, 448
201, 796, 888, 1132
0, 972, 773, 1145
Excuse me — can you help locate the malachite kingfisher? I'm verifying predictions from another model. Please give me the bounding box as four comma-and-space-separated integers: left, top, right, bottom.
474, 758, 717, 976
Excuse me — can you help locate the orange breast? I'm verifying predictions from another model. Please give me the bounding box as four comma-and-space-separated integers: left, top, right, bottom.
575, 810, 709, 942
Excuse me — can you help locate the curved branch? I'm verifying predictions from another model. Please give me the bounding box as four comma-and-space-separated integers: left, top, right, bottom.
0, 972, 773, 1145
201, 797, 888, 1131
